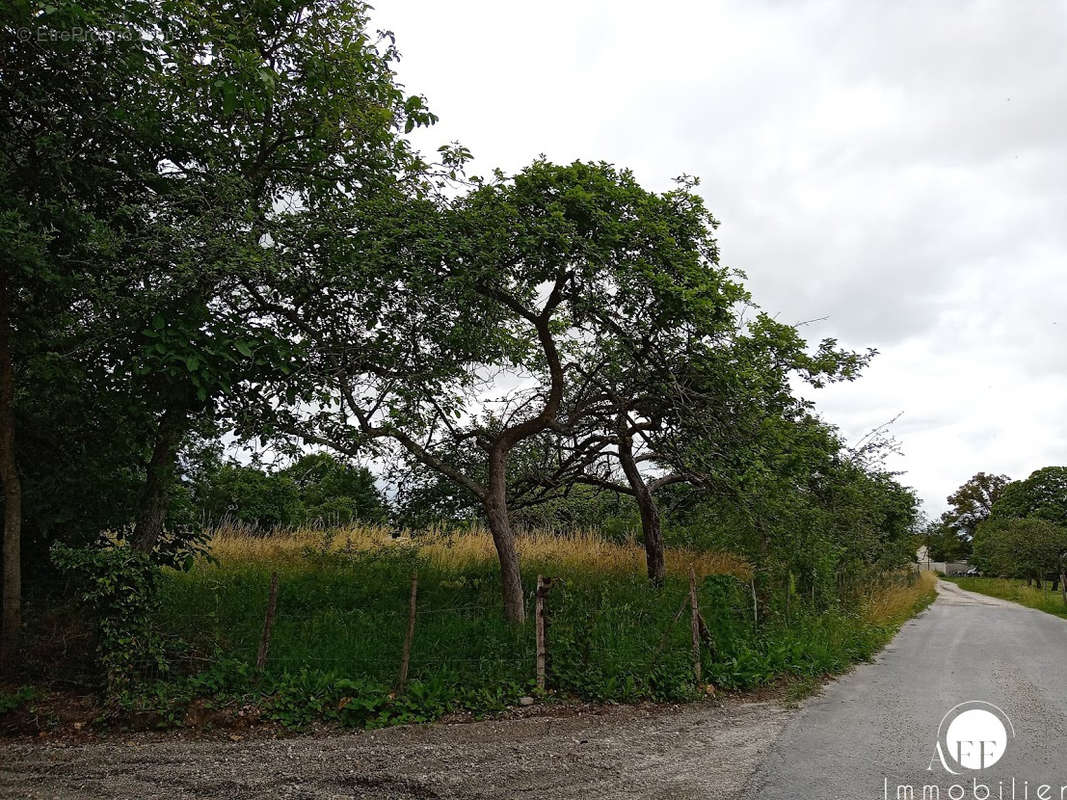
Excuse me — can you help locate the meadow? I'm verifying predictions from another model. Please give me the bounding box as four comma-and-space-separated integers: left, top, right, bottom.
133, 525, 937, 729
947, 576, 1067, 618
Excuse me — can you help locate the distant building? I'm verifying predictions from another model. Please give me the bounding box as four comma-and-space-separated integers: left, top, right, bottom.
916, 545, 969, 576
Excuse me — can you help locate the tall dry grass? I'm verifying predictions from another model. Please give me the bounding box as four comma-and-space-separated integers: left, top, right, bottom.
862, 570, 937, 625
206, 522, 751, 581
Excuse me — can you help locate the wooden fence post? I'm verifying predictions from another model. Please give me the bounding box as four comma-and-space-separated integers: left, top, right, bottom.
785, 571, 791, 624
689, 566, 701, 683
535, 575, 554, 691
256, 571, 279, 671
750, 575, 759, 627
397, 569, 418, 692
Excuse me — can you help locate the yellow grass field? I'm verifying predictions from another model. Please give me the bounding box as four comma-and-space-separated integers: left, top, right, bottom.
863, 571, 937, 625
206, 523, 752, 581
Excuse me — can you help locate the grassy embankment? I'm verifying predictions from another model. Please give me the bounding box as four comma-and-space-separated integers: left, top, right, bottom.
946, 576, 1067, 619
117, 525, 937, 728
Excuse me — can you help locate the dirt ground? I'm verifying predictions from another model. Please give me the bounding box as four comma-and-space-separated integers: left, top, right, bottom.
0, 698, 792, 799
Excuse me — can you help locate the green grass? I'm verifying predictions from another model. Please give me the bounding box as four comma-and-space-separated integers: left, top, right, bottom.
158, 547, 731, 705
128, 531, 938, 729
946, 576, 1067, 619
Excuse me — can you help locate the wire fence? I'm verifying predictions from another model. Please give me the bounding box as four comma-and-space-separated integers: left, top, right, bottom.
24, 561, 927, 695
143, 567, 734, 695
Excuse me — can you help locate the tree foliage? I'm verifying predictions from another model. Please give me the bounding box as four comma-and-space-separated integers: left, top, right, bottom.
191, 453, 385, 529
942, 472, 1009, 539
972, 516, 1067, 582
0, 0, 926, 651
991, 467, 1067, 528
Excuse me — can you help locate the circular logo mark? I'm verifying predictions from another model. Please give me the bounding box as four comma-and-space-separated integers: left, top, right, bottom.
936, 701, 1014, 772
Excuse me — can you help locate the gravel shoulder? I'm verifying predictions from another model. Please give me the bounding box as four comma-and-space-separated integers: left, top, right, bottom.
0, 699, 790, 799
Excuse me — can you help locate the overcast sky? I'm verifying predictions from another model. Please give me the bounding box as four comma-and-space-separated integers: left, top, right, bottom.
373, 0, 1067, 517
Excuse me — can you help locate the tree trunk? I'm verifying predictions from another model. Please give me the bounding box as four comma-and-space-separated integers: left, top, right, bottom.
615, 413, 666, 585
484, 446, 525, 624
130, 406, 185, 554
0, 268, 21, 675
635, 487, 666, 585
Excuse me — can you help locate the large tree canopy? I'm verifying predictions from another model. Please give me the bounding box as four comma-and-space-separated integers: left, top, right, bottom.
247, 160, 759, 621
0, 0, 436, 667
942, 472, 1010, 539
991, 467, 1067, 529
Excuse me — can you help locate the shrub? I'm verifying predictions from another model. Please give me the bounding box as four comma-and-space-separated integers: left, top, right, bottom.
0, 686, 37, 715
50, 542, 169, 692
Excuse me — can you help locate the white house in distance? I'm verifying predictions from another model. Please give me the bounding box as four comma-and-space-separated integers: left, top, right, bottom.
916, 544, 969, 576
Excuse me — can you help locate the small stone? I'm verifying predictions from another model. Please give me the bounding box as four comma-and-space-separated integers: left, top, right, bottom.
518, 696, 535, 706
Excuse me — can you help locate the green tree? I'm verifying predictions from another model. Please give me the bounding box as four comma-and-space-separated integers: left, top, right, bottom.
190, 452, 385, 529
0, 0, 172, 670
940, 471, 1009, 542
991, 467, 1067, 528
972, 516, 1067, 585
551, 310, 870, 584
263, 160, 753, 621
194, 462, 302, 530
658, 410, 919, 611
114, 0, 434, 553
282, 453, 386, 526
0, 0, 436, 668
921, 519, 970, 561
524, 175, 745, 583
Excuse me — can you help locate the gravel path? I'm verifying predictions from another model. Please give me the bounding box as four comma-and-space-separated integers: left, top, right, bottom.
0, 700, 790, 799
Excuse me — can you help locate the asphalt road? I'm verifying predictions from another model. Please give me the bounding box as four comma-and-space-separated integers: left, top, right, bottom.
745, 579, 1067, 799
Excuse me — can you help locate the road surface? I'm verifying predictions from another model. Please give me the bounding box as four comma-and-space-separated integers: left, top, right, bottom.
3, 580, 1066, 799
746, 579, 1067, 799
